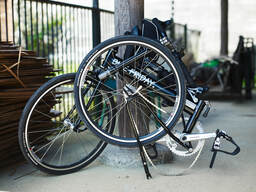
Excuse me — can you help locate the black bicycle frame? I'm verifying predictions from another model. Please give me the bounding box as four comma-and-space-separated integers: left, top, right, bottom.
120, 67, 206, 135
96, 33, 207, 136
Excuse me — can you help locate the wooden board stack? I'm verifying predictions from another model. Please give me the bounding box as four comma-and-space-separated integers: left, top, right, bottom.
0, 42, 54, 168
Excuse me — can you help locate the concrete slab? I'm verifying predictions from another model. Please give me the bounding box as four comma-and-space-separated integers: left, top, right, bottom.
0, 93, 255, 192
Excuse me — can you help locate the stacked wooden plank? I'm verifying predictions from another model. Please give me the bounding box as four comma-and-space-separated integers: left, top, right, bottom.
0, 42, 54, 168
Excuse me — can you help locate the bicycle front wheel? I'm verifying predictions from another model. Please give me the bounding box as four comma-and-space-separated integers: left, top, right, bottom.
19, 73, 115, 175
75, 35, 185, 147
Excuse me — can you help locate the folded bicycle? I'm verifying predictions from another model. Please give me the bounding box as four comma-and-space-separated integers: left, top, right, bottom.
19, 18, 240, 178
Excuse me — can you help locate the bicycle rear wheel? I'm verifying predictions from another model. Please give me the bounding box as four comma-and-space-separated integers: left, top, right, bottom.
75, 35, 185, 147
19, 73, 115, 175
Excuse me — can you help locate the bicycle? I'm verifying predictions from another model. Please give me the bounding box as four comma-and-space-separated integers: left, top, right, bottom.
190, 56, 238, 90
74, 18, 240, 178
18, 73, 116, 174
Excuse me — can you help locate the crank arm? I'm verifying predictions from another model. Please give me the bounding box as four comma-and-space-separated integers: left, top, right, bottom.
180, 132, 216, 142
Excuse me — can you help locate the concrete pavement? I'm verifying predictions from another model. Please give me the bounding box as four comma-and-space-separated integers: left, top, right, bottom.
0, 93, 255, 192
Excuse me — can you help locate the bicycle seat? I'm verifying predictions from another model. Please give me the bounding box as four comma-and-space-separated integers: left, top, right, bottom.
160, 19, 174, 30
153, 18, 174, 31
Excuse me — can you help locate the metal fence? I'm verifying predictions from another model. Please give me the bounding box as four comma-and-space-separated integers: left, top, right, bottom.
0, 0, 114, 75
167, 23, 201, 61
1, 0, 201, 71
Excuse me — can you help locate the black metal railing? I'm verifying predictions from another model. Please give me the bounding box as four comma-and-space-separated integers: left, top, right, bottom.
1, 0, 201, 70
8, 0, 114, 75
167, 23, 201, 61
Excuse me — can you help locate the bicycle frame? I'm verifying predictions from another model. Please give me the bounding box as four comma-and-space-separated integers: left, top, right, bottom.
122, 67, 208, 137
93, 26, 239, 160
97, 48, 206, 138
83, 33, 240, 174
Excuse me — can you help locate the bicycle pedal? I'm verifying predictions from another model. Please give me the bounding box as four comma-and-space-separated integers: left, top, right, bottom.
209, 129, 240, 168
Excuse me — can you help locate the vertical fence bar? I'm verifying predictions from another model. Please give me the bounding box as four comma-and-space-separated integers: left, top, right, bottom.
69, 6, 72, 73
85, 10, 89, 55
18, 0, 21, 45
36, 0, 39, 55
51, 3, 54, 67
74, 8, 79, 69
46, 2, 49, 60
82, 9, 85, 56
88, 10, 91, 50
5, 0, 9, 41
76, 8, 80, 65
64, 6, 68, 73
30, 0, 33, 50
60, 5, 64, 72
41, 1, 45, 57
24, 0, 28, 49
92, 0, 100, 47
56, 4, 59, 70
12, 0, 14, 43
72, 7, 76, 70
184, 24, 187, 51
76, 8, 79, 69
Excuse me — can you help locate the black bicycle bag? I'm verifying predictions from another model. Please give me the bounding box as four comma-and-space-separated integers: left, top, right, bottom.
141, 19, 160, 41
124, 19, 160, 60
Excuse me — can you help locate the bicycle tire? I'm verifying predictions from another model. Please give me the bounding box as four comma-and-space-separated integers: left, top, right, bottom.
74, 35, 185, 147
19, 73, 115, 175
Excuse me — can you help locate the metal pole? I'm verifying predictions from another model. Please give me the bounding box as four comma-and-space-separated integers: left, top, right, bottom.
220, 0, 228, 55
5, 0, 8, 41
184, 24, 187, 51
92, 0, 100, 47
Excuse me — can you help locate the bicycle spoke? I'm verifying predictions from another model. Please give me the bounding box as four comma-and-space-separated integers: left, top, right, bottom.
75, 36, 184, 148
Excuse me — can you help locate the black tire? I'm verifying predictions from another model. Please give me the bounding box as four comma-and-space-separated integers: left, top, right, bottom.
18, 73, 115, 175
74, 35, 185, 147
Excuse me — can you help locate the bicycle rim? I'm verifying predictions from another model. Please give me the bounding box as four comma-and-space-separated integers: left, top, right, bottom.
19, 74, 115, 174
75, 36, 185, 147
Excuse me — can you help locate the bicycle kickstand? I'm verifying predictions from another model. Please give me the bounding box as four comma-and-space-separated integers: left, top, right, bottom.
126, 104, 152, 179
210, 129, 240, 168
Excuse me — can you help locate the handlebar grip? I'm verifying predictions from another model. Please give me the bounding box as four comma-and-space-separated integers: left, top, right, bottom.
152, 18, 167, 38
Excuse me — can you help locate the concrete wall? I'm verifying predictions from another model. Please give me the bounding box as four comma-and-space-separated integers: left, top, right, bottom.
145, 0, 256, 61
